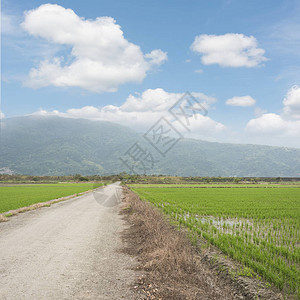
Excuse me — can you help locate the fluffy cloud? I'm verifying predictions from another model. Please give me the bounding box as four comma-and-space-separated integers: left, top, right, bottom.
226, 96, 256, 107
145, 49, 168, 65
245, 86, 300, 146
22, 4, 167, 92
33, 88, 226, 137
121, 88, 216, 113
191, 33, 267, 67
283, 85, 300, 119
246, 113, 293, 134
246, 113, 300, 148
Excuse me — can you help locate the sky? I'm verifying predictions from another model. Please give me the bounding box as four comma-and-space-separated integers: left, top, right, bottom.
1, 0, 300, 148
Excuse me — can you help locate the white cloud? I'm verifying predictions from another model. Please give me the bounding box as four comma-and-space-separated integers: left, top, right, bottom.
32, 88, 226, 138
120, 88, 181, 112
191, 33, 267, 67
21, 4, 167, 92
246, 113, 300, 147
245, 86, 300, 147
145, 49, 168, 65
30, 86, 300, 147
195, 69, 203, 73
283, 85, 300, 119
187, 115, 226, 135
246, 113, 291, 134
226, 96, 256, 107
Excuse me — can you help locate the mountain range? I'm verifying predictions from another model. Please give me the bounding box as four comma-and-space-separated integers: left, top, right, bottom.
1, 116, 300, 177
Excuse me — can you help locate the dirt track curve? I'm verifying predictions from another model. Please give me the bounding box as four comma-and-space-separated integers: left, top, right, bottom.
0, 183, 137, 300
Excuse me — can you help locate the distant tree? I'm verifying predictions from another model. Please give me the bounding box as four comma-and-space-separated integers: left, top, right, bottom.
73, 174, 82, 181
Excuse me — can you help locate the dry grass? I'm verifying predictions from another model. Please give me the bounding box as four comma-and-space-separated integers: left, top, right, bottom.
121, 187, 242, 300
0, 215, 8, 222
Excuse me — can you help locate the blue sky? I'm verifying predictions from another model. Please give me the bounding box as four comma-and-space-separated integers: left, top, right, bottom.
2, 0, 300, 147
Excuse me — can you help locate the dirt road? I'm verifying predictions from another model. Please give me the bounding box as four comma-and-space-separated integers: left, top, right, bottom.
0, 183, 137, 299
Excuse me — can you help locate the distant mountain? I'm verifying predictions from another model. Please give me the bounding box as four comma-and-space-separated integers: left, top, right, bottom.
1, 116, 300, 177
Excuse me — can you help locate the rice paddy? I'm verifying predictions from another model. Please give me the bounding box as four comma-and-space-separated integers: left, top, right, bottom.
131, 184, 300, 297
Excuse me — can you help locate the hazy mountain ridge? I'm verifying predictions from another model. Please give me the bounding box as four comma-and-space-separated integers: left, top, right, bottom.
1, 116, 300, 176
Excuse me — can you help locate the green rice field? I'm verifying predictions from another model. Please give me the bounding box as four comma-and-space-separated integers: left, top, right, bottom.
0, 183, 103, 213
132, 185, 300, 297
129, 183, 300, 188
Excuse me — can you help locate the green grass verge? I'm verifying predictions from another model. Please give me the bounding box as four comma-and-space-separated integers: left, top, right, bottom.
0, 183, 103, 213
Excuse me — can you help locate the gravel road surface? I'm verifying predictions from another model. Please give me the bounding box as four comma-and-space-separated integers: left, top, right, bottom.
0, 183, 137, 299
